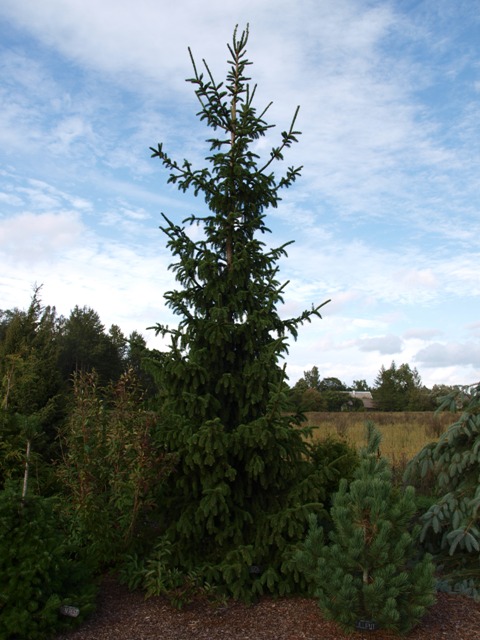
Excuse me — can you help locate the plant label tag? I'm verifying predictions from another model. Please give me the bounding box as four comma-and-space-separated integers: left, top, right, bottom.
249, 565, 262, 574
355, 619, 377, 631
59, 605, 80, 618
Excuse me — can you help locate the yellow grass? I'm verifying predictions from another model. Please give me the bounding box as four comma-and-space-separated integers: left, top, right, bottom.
302, 411, 455, 470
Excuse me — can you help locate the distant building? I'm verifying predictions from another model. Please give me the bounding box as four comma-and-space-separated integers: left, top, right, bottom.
347, 391, 376, 410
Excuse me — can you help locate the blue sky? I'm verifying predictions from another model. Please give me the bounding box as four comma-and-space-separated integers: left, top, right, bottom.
0, 0, 479, 388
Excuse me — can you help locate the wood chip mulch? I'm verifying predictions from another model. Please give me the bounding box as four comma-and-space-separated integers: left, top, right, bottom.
55, 575, 480, 640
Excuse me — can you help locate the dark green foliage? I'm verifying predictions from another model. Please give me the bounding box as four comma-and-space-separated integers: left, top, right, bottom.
289, 367, 355, 412
319, 376, 347, 391
373, 361, 430, 411
309, 436, 359, 504
296, 423, 435, 635
0, 288, 62, 418
0, 292, 164, 498
150, 26, 328, 430
428, 384, 462, 409
147, 26, 329, 601
145, 385, 327, 601
303, 366, 322, 391
289, 384, 324, 412
404, 383, 480, 595
124, 331, 159, 405
0, 485, 96, 639
58, 306, 125, 386
0, 289, 64, 491
291, 388, 358, 412
120, 538, 227, 609
352, 379, 370, 391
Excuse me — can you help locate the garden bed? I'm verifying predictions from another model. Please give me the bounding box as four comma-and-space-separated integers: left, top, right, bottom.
55, 575, 480, 640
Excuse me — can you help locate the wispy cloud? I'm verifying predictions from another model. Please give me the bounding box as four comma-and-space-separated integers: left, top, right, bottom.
0, 0, 479, 387
0, 210, 85, 263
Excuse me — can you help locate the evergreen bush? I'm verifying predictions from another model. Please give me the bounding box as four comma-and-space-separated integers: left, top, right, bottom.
0, 485, 96, 640
309, 436, 359, 511
296, 423, 435, 635
404, 383, 480, 595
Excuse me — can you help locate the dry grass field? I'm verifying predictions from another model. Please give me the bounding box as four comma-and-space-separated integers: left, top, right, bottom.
303, 410, 456, 479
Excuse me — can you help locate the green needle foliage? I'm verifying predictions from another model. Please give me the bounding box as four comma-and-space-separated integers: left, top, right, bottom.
296, 423, 435, 635
0, 485, 96, 639
146, 26, 330, 600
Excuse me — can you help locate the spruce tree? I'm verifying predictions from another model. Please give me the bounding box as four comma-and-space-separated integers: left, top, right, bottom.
147, 26, 329, 600
296, 423, 435, 634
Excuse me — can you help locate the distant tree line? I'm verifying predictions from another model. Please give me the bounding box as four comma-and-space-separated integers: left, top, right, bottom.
0, 287, 161, 485
1, 290, 461, 435
289, 363, 461, 413
1, 290, 459, 439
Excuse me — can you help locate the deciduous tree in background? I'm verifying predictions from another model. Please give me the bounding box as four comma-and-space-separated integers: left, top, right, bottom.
147, 26, 329, 600
352, 379, 370, 392
59, 370, 174, 567
289, 367, 353, 412
373, 361, 427, 411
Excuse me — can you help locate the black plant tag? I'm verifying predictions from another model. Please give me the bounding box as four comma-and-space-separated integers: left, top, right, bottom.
355, 619, 377, 631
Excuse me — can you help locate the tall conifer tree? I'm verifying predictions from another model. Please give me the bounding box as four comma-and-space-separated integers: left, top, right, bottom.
147, 26, 329, 599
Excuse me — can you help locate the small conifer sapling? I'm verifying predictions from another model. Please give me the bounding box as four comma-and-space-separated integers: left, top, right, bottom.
296, 423, 435, 634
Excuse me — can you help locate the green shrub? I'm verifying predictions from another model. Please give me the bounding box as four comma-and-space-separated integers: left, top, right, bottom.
296, 423, 435, 635
119, 537, 226, 609
309, 435, 359, 494
404, 383, 480, 594
0, 485, 96, 639
58, 370, 175, 568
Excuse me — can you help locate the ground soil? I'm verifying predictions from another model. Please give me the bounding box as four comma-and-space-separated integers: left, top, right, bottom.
55, 575, 480, 640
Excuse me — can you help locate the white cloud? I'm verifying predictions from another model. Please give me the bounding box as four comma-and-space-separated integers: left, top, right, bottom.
404, 328, 443, 340
0, 211, 85, 263
415, 342, 480, 369
0, 0, 479, 390
49, 116, 96, 154
0, 191, 22, 206
99, 202, 153, 235
357, 334, 403, 355
396, 268, 438, 290
2, 0, 478, 241
466, 321, 480, 335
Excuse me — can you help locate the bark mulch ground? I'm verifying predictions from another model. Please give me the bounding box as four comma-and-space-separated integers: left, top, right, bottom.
54, 575, 480, 640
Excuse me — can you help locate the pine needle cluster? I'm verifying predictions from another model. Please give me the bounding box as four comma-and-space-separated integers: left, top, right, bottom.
296, 423, 435, 634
